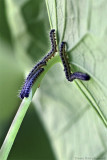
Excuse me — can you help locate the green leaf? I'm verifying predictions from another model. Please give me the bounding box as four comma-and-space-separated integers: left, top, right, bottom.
32, 0, 107, 159
1, 0, 107, 160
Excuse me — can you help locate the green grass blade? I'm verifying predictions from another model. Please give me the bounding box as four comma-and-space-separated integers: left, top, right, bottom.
0, 94, 32, 160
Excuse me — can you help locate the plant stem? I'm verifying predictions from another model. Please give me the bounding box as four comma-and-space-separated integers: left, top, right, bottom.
0, 55, 60, 160
0, 94, 32, 160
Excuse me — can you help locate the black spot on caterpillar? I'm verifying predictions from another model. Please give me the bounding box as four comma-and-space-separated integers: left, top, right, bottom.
20, 68, 44, 99
19, 61, 46, 99
59, 42, 90, 82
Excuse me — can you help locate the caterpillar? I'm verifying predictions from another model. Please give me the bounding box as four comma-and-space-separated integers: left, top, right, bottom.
59, 42, 90, 82
19, 61, 46, 99
42, 29, 57, 62
25, 29, 57, 82
20, 68, 44, 99
19, 29, 57, 99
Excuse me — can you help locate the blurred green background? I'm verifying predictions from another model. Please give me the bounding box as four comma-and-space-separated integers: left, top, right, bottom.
0, 0, 56, 159
0, 0, 107, 160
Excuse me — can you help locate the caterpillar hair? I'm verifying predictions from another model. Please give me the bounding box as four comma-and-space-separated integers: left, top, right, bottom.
20, 68, 44, 99
19, 61, 46, 99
